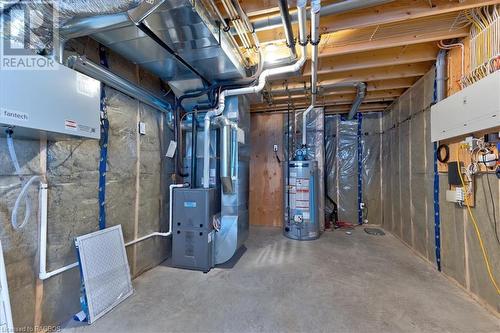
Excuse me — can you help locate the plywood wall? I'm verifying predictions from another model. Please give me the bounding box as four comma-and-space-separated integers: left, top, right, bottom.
249, 114, 284, 227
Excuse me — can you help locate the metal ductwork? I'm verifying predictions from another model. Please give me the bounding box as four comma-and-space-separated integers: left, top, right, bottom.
60, 0, 250, 96
278, 0, 297, 59
347, 82, 367, 119
67, 55, 172, 113
252, 0, 394, 32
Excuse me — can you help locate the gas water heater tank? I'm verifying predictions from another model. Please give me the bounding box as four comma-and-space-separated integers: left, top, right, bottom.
284, 160, 320, 240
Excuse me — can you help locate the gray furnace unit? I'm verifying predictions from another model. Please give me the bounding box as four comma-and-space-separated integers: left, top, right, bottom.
172, 188, 220, 272
284, 160, 321, 240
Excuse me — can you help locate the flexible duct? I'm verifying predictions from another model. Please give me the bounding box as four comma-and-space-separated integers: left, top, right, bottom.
302, 0, 321, 146
347, 82, 367, 120
202, 1, 309, 189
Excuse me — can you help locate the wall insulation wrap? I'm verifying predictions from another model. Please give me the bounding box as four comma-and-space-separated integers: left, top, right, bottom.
0, 46, 173, 328
381, 69, 438, 263
382, 67, 500, 312
324, 113, 382, 225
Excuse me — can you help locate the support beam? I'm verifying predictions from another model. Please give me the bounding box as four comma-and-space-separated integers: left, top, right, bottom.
271, 62, 434, 86
251, 102, 391, 113
268, 89, 404, 104
252, 0, 495, 35
319, 28, 469, 58
303, 43, 439, 75
268, 77, 418, 95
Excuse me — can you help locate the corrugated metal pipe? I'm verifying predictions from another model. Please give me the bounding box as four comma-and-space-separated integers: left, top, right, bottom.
202, 0, 309, 189
347, 82, 367, 120
252, 0, 394, 32
302, 0, 321, 146
67, 55, 172, 113
278, 0, 297, 59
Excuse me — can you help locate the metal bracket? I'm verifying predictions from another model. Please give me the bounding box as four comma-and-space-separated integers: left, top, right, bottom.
128, 0, 166, 25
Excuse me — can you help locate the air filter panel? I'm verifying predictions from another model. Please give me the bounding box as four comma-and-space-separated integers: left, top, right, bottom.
75, 225, 133, 324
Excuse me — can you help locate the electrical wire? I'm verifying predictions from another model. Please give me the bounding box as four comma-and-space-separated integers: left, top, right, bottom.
457, 148, 500, 295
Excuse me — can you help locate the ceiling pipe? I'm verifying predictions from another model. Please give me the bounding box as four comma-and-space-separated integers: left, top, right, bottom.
67, 55, 172, 113
251, 0, 394, 32
278, 0, 297, 59
270, 81, 364, 95
202, 0, 309, 189
302, 0, 321, 146
347, 82, 367, 120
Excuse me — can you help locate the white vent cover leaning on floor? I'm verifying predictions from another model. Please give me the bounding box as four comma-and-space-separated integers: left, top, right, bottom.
75, 225, 133, 324
0, 241, 14, 332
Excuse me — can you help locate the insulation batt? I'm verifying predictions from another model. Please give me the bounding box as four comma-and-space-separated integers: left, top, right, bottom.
0, 0, 141, 51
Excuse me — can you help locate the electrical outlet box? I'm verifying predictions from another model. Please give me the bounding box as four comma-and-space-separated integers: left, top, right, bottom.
138, 122, 146, 135
446, 188, 464, 203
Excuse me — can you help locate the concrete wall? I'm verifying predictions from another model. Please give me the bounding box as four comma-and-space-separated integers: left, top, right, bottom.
0, 38, 174, 328
381, 68, 500, 313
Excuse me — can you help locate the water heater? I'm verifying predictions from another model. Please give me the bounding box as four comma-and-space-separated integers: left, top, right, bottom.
284, 160, 320, 240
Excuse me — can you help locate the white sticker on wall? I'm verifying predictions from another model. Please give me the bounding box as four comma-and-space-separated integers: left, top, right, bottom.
166, 141, 177, 158
65, 120, 78, 131
76, 73, 100, 97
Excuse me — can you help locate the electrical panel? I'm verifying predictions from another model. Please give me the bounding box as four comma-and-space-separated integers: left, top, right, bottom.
431, 70, 500, 142
0, 55, 101, 140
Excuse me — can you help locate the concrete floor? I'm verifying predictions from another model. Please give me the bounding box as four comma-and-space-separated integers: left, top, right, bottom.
63, 226, 499, 333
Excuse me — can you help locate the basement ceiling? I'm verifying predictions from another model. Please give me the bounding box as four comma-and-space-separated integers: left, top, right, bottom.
216, 0, 498, 114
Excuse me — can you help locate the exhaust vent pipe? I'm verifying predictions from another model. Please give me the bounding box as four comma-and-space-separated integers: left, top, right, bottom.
302, 0, 321, 146
347, 82, 367, 120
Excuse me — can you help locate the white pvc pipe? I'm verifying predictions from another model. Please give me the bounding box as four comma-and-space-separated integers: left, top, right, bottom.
0, 241, 14, 332
39, 183, 186, 280
302, 104, 314, 146
302, 0, 321, 146
39, 183, 79, 280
